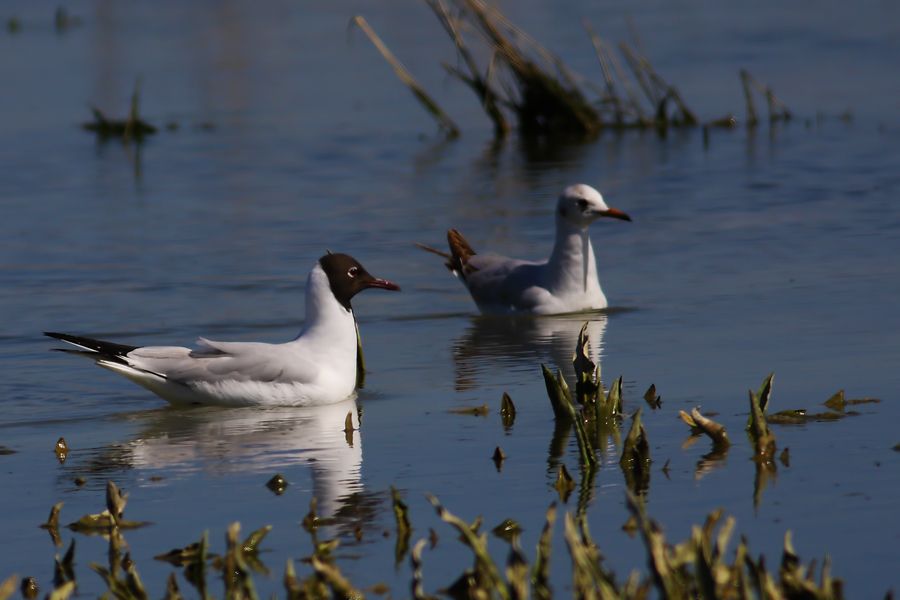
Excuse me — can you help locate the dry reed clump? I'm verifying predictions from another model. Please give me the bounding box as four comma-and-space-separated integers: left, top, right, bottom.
353, 0, 791, 139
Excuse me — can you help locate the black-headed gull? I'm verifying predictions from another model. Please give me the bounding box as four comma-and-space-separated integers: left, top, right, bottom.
45, 253, 400, 407
421, 184, 630, 314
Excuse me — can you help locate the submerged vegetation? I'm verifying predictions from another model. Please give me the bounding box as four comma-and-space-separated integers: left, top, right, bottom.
82, 81, 158, 142
5, 323, 885, 598
353, 0, 791, 139
9, 486, 848, 599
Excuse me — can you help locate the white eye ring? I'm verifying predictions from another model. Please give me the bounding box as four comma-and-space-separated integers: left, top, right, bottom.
348, 266, 359, 278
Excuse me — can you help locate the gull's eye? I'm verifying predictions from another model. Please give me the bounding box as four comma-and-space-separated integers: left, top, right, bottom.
347, 266, 359, 278
576, 199, 589, 210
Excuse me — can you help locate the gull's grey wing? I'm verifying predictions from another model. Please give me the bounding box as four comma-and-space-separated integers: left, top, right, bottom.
126, 339, 320, 385
463, 255, 549, 312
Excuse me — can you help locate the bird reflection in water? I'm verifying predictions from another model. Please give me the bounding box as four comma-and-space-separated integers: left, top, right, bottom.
452, 312, 608, 392
453, 313, 624, 511
64, 397, 379, 541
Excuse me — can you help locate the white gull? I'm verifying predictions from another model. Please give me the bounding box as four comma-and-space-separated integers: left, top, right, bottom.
45, 253, 400, 407
420, 184, 631, 315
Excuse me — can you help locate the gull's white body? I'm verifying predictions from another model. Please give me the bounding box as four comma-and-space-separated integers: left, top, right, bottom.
62, 265, 361, 407
450, 184, 628, 315
463, 221, 605, 315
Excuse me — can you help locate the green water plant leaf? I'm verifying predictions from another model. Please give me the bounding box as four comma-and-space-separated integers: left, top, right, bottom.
351, 15, 460, 139
531, 503, 556, 600
54, 437, 69, 463
824, 390, 845, 411
427, 494, 509, 600
20, 577, 37, 600
68, 511, 149, 534
745, 372, 774, 431
682, 408, 730, 449
573, 322, 600, 404
265, 474, 288, 495
45, 580, 75, 600
643, 383, 661, 409
410, 539, 432, 600
391, 486, 412, 565
500, 392, 516, 429
554, 465, 575, 502
620, 408, 651, 497
541, 365, 596, 468
242, 525, 272, 554
492, 446, 507, 471
106, 481, 128, 523
41, 501, 64, 547
491, 519, 521, 543
162, 573, 181, 600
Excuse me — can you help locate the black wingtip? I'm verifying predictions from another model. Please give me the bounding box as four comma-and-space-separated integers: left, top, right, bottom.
43, 331, 139, 358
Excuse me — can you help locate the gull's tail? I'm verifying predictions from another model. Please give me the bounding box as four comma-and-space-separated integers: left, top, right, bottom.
446, 228, 477, 280
44, 331, 138, 365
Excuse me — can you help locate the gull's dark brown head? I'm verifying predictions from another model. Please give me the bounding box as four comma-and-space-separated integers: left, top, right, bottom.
319, 253, 400, 310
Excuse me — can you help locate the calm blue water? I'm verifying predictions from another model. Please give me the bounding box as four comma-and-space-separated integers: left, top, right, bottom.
1, 1, 899, 596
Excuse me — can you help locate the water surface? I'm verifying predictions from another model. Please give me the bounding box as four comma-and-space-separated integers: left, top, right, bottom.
1, 0, 899, 596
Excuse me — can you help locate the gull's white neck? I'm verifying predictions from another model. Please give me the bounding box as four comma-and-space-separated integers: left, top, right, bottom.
546, 216, 599, 293
294, 265, 358, 350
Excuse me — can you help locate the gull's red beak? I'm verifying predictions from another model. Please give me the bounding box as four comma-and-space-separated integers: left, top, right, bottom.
599, 207, 632, 222
365, 277, 401, 291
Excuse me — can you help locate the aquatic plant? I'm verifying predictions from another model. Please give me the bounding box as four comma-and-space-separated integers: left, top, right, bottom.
350, 15, 460, 139
82, 81, 158, 141
353, 0, 792, 138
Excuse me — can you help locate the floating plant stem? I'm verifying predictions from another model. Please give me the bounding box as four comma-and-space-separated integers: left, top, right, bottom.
344, 411, 355, 446
41, 501, 64, 547
540, 365, 597, 467
740, 69, 758, 127
162, 573, 181, 600
427, 494, 510, 600
620, 408, 651, 497
410, 539, 431, 600
572, 322, 600, 405
45, 581, 75, 600
224, 522, 259, 600
563, 512, 620, 597
83, 80, 157, 141
603, 375, 623, 420
824, 389, 845, 411
680, 407, 730, 449
583, 19, 625, 125
500, 392, 516, 429
530, 503, 556, 600
105, 481, 128, 525
351, 15, 460, 139
424, 0, 510, 137
391, 486, 412, 565
747, 374, 777, 461
643, 383, 661, 409
54, 437, 68, 463
554, 465, 575, 502
461, 0, 602, 135
492, 446, 506, 470
20, 577, 37, 600
241, 525, 272, 554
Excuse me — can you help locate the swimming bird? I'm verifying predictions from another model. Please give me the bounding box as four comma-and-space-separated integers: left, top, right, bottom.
419, 184, 630, 314
45, 253, 400, 407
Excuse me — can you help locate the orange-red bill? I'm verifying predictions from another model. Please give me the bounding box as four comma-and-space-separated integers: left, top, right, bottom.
601, 207, 632, 221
